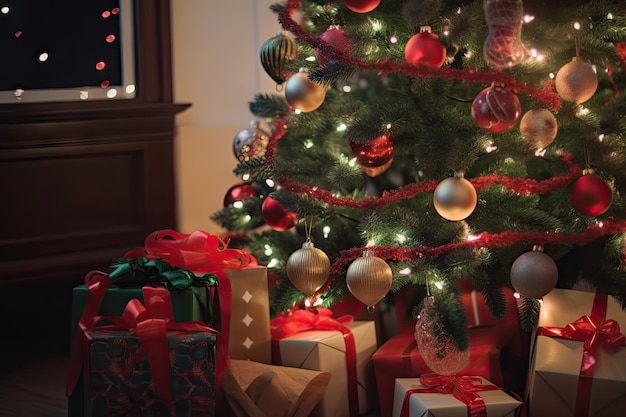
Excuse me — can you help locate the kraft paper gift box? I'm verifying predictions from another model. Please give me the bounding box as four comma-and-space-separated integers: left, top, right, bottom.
527, 288, 626, 417
392, 377, 521, 417
221, 266, 272, 364
273, 320, 377, 417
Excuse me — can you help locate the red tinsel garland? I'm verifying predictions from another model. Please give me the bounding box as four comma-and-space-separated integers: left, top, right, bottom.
278, 0, 561, 111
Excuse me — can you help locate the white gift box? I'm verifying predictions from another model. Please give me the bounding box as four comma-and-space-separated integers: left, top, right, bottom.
392, 377, 521, 417
527, 288, 626, 417
275, 320, 377, 417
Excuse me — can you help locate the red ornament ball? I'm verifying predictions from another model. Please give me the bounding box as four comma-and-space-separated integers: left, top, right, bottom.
471, 84, 521, 133
223, 182, 256, 207
262, 195, 297, 231
404, 30, 446, 68
570, 173, 613, 216
350, 132, 394, 176
343, 0, 381, 13
316, 27, 350, 67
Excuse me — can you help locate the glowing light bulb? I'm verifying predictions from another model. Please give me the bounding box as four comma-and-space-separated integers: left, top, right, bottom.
399, 268, 412, 275
304, 139, 314, 148
573, 22, 581, 30
396, 234, 406, 244
434, 281, 444, 290
523, 14, 535, 23
264, 244, 273, 256
323, 225, 331, 238
305, 56, 316, 62
367, 239, 376, 247
467, 234, 481, 241
337, 123, 347, 132
513, 292, 521, 299
598, 134, 605, 142
106, 89, 118, 98
233, 201, 243, 209
1, 6, 9, 14
242, 173, 250, 181
125, 84, 136, 94
266, 179, 275, 187
38, 52, 49, 62
348, 158, 357, 167
390, 36, 397, 43
243, 215, 252, 222
267, 258, 279, 268
343, 86, 352, 92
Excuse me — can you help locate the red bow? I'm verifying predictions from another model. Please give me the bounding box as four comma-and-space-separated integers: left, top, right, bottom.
271, 308, 359, 417
135, 229, 256, 272
407, 373, 500, 417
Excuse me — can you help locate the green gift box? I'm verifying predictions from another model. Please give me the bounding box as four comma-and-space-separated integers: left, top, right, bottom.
70, 284, 211, 342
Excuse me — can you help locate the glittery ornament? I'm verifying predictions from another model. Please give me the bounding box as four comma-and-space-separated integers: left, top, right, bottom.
286, 242, 331, 297
346, 250, 392, 310
233, 120, 270, 162
510, 247, 558, 299
284, 69, 326, 112
261, 195, 297, 231
316, 27, 350, 67
404, 27, 446, 68
483, 0, 526, 70
519, 108, 558, 149
433, 174, 477, 221
343, 0, 381, 13
260, 31, 297, 87
471, 84, 521, 133
555, 58, 598, 104
350, 132, 394, 177
570, 170, 613, 216
415, 296, 470, 375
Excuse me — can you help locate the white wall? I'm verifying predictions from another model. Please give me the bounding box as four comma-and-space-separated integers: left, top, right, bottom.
171, 1, 280, 234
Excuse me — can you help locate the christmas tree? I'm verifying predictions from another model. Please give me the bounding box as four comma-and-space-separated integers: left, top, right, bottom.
212, 0, 626, 352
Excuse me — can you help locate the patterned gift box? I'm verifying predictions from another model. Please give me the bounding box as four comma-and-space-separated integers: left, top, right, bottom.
527, 288, 626, 416
273, 318, 377, 417
85, 329, 216, 417
392, 377, 521, 417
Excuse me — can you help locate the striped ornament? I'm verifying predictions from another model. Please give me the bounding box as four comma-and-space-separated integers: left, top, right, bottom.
260, 31, 297, 86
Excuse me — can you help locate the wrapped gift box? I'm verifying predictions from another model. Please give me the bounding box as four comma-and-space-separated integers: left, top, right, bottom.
274, 320, 377, 417
527, 288, 626, 417
372, 325, 514, 417
70, 284, 210, 341
221, 266, 272, 364
392, 377, 521, 417
84, 329, 216, 417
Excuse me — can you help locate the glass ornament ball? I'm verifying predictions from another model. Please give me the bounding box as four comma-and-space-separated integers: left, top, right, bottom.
346, 251, 392, 309
349, 132, 394, 175
223, 182, 256, 207
510, 250, 558, 299
286, 242, 331, 297
343, 0, 381, 13
433, 176, 477, 221
284, 71, 326, 112
415, 297, 470, 375
519, 108, 558, 150
555, 59, 598, 104
260, 31, 297, 86
404, 30, 446, 68
471, 84, 521, 133
233, 121, 270, 162
316, 27, 350, 67
261, 196, 297, 231
570, 173, 613, 216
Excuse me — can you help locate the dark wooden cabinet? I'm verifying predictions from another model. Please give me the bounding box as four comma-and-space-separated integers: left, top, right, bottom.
0, 0, 188, 363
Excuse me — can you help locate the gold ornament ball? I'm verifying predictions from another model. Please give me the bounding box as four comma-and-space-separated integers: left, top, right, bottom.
346, 251, 392, 308
555, 59, 598, 104
520, 108, 558, 149
510, 250, 558, 299
286, 242, 331, 297
285, 72, 326, 112
433, 176, 477, 221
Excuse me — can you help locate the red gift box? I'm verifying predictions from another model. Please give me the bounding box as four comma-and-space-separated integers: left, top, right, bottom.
373, 284, 519, 417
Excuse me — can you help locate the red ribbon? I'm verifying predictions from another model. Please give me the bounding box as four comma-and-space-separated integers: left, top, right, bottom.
67, 283, 229, 414
537, 293, 626, 417
129, 229, 258, 355
270, 308, 359, 417
400, 373, 501, 417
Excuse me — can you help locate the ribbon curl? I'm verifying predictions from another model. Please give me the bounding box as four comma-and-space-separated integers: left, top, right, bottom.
271, 308, 359, 417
